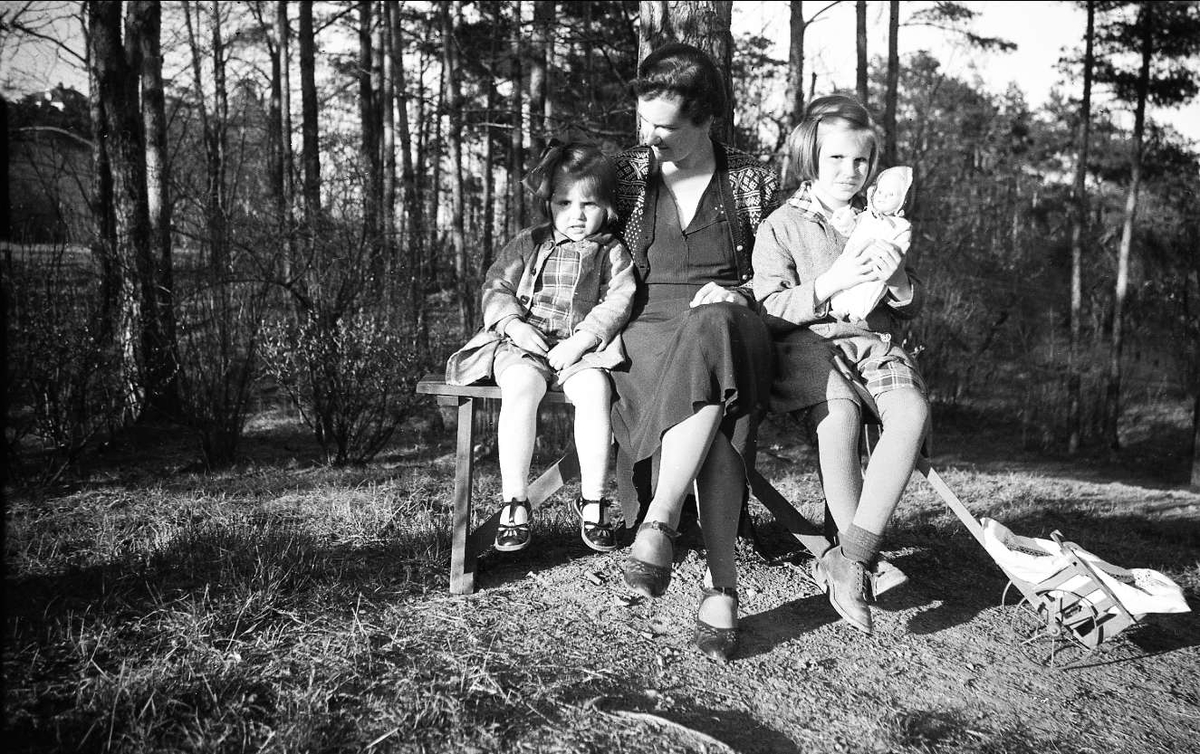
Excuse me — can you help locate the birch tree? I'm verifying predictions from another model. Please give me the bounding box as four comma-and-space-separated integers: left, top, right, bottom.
1067, 1, 1095, 454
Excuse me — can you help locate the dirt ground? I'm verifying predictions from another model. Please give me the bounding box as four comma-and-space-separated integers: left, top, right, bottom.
424, 412, 1200, 754
5, 405, 1198, 753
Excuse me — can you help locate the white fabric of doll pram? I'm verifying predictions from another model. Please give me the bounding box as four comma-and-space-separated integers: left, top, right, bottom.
980, 518, 1190, 619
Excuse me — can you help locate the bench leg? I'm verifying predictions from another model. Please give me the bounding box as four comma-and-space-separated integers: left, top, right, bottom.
450, 396, 477, 595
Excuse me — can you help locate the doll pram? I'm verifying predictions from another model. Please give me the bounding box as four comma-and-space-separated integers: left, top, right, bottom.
833, 356, 1171, 666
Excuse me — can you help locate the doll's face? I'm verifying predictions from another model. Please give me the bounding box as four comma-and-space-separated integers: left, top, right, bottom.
871, 172, 907, 214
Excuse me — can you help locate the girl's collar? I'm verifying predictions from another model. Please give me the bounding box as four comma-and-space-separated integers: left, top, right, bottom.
788, 182, 862, 234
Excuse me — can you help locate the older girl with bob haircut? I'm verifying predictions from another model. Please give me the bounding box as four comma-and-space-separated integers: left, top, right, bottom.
753, 95, 929, 636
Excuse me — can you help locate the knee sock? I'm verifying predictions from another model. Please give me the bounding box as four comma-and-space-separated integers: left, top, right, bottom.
840, 524, 883, 567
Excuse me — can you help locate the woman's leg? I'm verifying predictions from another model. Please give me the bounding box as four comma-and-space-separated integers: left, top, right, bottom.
629, 404, 724, 566
560, 368, 612, 502
807, 399, 864, 534
844, 387, 928, 563
694, 432, 743, 629
495, 364, 547, 504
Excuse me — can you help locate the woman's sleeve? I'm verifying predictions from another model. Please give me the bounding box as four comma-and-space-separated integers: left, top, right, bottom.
731, 167, 783, 308
752, 217, 827, 326
480, 234, 531, 331
575, 241, 636, 347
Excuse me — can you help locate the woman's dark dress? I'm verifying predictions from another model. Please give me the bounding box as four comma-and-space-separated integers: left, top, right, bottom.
610, 173, 772, 513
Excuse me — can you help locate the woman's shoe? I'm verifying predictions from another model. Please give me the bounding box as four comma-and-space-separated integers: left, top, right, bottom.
812, 545, 873, 634
575, 497, 618, 552
494, 499, 531, 552
622, 520, 679, 597
693, 586, 739, 663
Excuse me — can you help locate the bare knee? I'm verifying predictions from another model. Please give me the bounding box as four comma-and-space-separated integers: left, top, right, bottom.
497, 365, 547, 406
561, 368, 610, 409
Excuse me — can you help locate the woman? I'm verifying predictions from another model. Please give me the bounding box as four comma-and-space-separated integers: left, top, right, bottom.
611, 42, 780, 662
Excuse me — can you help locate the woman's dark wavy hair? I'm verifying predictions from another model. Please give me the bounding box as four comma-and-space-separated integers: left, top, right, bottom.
782, 94, 879, 191
632, 41, 726, 126
521, 141, 619, 227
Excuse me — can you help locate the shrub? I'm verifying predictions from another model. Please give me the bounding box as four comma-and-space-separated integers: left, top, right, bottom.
174, 276, 273, 468
260, 310, 425, 465
3, 244, 126, 483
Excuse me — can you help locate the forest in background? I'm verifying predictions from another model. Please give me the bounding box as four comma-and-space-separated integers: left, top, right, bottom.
2, 0, 1199, 485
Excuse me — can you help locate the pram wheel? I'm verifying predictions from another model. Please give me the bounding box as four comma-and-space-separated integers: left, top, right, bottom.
1007, 587, 1099, 668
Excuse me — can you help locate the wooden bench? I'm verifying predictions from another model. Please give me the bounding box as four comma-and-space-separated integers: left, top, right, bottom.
416, 373, 829, 594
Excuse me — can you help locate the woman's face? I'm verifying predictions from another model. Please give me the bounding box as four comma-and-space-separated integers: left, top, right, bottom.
636, 94, 711, 166
812, 123, 873, 209
550, 179, 606, 242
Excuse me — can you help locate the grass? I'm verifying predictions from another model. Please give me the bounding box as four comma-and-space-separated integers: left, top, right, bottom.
5, 400, 1200, 753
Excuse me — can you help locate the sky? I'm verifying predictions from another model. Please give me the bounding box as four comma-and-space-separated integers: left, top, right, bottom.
2, 0, 1196, 143
733, 0, 1200, 144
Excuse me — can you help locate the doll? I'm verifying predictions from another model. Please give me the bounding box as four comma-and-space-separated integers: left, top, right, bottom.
829, 165, 914, 322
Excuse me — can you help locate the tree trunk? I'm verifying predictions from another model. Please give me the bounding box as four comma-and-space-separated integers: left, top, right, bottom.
856, 0, 868, 108
86, 6, 119, 346
358, 0, 381, 275
417, 14, 441, 299
89, 0, 151, 421
210, 1, 228, 278
786, 1, 805, 130
183, 1, 227, 278
391, 5, 423, 337
444, 1, 470, 333
425, 42, 443, 293
277, 1, 295, 270
638, 0, 734, 143
529, 0, 553, 159
1068, 1, 1094, 454
883, 0, 899, 166
481, 1, 500, 273
381, 1, 396, 294
264, 4, 283, 228
299, 0, 320, 224
130, 0, 180, 418
509, 0, 526, 237
1104, 3, 1152, 452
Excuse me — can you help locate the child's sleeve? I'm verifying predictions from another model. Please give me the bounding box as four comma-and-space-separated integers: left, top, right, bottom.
886, 265, 924, 319
574, 240, 636, 348
881, 218, 921, 317
480, 233, 531, 333
752, 216, 829, 327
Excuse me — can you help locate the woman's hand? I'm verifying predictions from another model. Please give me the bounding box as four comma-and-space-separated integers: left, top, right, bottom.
546, 332, 599, 371
504, 320, 549, 356
814, 242, 876, 302
690, 281, 748, 308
